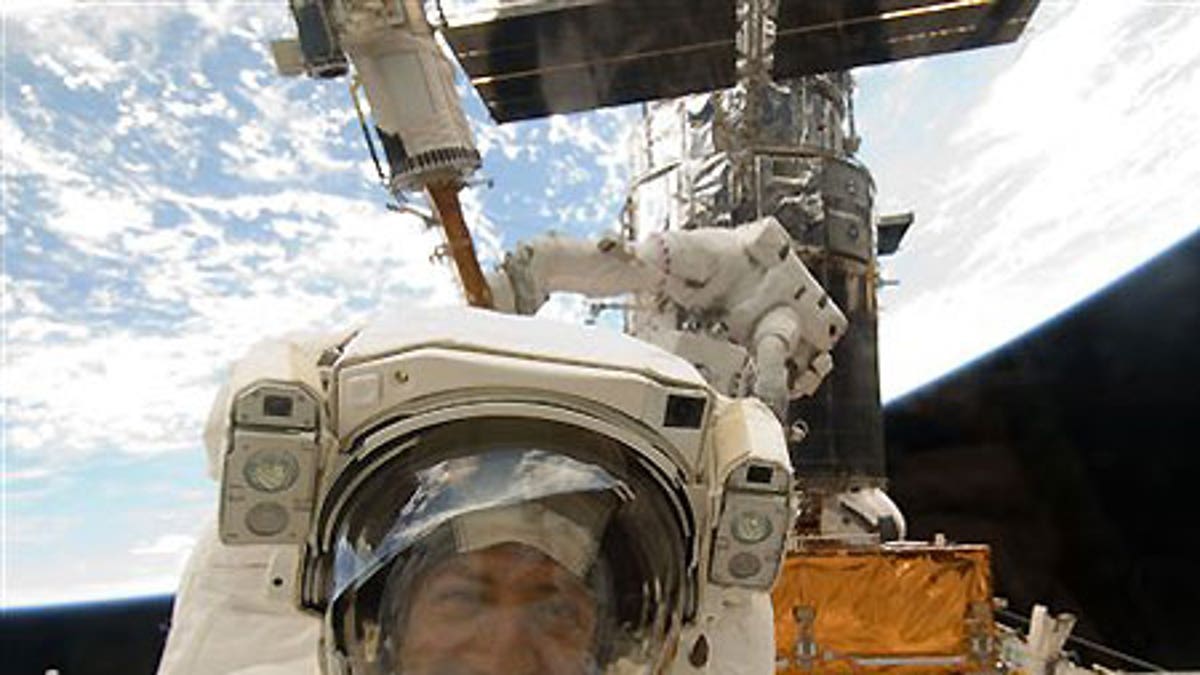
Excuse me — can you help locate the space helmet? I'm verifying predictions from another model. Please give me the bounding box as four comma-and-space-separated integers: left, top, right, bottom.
312, 416, 695, 675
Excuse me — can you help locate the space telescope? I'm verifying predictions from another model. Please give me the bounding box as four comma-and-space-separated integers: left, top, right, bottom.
250, 0, 1151, 672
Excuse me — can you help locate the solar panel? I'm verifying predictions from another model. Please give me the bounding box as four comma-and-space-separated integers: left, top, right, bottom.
442, 0, 734, 122
773, 0, 1041, 79
440, 0, 1040, 123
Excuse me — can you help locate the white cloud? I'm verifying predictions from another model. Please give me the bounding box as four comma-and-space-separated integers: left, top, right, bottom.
2, 115, 89, 187
3, 471, 216, 607
545, 109, 637, 228
3, 1, 480, 466
3, 185, 469, 465
474, 116, 529, 161
54, 187, 156, 242
8, 6, 175, 77
131, 533, 197, 557
4, 331, 222, 460
3, 0, 74, 14
2, 514, 79, 550
0, 467, 53, 483
4, 568, 184, 609
3, 98, 158, 254
875, 2, 1200, 400
217, 68, 358, 183
28, 47, 126, 92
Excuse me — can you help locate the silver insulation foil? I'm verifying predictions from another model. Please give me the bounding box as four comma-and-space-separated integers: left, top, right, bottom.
626, 71, 885, 484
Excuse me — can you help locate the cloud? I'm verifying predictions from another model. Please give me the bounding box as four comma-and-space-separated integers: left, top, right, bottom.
0, 467, 54, 483
874, 2, 1200, 400
2, 192, 465, 464
4, 571, 184, 609
2, 6, 480, 468
2, 514, 78, 547
131, 534, 197, 557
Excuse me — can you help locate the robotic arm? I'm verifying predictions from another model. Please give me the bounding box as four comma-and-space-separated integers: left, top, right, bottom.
488, 216, 848, 417
273, 0, 493, 307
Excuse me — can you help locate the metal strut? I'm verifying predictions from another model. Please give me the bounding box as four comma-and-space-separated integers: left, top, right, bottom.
427, 182, 494, 309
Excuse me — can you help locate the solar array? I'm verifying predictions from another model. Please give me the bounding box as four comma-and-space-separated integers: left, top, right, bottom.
442, 0, 1041, 122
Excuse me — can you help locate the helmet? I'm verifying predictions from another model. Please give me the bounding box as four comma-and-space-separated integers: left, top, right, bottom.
210, 310, 792, 674
314, 416, 694, 675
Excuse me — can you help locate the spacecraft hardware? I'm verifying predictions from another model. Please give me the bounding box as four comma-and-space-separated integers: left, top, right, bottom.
158, 1, 1171, 673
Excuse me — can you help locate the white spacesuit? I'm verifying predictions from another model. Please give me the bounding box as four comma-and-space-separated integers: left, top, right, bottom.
486, 216, 848, 420
159, 308, 794, 674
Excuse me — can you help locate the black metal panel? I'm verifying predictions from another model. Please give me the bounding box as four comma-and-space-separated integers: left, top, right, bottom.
877, 212, 914, 256
475, 42, 734, 122
444, 0, 736, 122
790, 258, 886, 483
774, 0, 1040, 79
783, 155, 884, 482
444, 0, 1039, 123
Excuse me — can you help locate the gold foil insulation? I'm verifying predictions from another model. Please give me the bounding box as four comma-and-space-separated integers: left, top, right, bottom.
773, 544, 994, 673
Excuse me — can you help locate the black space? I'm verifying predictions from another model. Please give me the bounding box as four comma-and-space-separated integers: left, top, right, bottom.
1, 596, 173, 674
887, 229, 1200, 668
3, 230, 1196, 674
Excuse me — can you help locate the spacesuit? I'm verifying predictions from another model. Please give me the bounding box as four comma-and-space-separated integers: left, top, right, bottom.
158, 308, 791, 674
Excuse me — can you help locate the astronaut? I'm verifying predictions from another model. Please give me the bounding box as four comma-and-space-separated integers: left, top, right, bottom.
159, 308, 793, 674
486, 216, 847, 420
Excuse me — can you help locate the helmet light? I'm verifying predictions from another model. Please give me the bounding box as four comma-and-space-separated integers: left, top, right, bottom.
731, 510, 774, 544
244, 449, 301, 493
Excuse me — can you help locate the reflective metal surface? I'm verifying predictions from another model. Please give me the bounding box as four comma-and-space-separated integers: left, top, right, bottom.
772, 544, 994, 672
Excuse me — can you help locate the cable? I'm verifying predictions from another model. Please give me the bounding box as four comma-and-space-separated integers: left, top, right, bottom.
347, 78, 387, 185
996, 607, 1166, 673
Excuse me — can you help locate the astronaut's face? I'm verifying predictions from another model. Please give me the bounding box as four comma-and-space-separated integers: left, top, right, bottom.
394, 542, 599, 675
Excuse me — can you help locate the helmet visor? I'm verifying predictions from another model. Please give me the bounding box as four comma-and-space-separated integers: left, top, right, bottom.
323, 417, 690, 675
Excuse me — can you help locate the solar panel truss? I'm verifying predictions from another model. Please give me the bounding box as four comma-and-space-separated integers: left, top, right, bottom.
440, 0, 1040, 123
